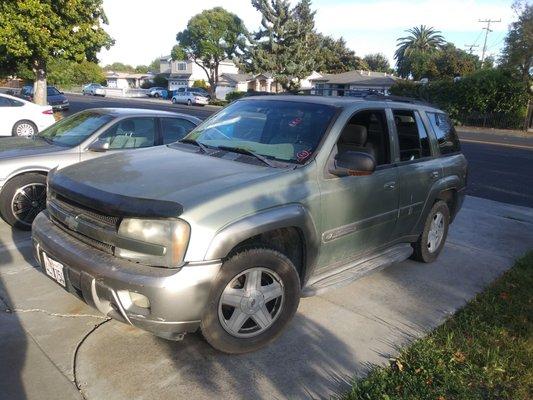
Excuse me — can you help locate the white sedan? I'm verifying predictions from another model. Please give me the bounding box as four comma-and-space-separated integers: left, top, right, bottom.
171, 91, 209, 106
0, 93, 56, 137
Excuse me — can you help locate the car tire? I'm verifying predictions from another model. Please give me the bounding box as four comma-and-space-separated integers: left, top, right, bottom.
411, 200, 450, 263
0, 173, 47, 230
12, 120, 37, 137
200, 248, 301, 354
187, 99, 192, 106
154, 93, 160, 98
171, 97, 177, 104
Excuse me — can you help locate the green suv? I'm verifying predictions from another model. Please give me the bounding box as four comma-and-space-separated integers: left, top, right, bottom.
32, 95, 467, 353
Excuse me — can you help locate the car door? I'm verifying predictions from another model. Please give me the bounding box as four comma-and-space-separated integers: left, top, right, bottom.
392, 108, 443, 238
316, 108, 400, 269
80, 117, 157, 161
0, 95, 16, 135
159, 117, 197, 144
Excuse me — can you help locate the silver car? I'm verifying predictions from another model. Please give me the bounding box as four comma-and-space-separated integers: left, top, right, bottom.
82, 83, 105, 96
171, 91, 209, 106
0, 108, 200, 229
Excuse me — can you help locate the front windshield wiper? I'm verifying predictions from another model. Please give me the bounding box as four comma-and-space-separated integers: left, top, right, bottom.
178, 138, 210, 154
35, 135, 53, 144
215, 145, 291, 169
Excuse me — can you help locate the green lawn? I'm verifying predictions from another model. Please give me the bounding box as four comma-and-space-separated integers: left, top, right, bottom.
345, 252, 533, 400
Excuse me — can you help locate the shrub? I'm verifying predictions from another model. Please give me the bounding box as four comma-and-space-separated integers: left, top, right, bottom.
390, 69, 529, 129
192, 79, 208, 89
225, 91, 246, 102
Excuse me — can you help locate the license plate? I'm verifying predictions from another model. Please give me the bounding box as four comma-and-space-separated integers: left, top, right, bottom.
42, 252, 66, 287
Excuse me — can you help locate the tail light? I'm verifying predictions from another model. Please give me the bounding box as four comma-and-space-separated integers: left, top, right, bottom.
42, 109, 54, 115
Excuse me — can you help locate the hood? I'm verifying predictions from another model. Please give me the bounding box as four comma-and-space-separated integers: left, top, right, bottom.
50, 145, 283, 217
0, 137, 65, 160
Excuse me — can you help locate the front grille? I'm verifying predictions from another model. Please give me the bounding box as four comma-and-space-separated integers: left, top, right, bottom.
48, 190, 120, 254
52, 192, 120, 230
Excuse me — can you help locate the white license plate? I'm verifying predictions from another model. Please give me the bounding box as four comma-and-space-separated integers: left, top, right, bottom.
42, 252, 66, 287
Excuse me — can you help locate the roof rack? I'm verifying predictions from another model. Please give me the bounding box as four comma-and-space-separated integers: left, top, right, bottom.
362, 93, 434, 107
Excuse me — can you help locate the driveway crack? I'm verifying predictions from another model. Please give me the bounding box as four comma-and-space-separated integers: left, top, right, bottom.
8, 308, 107, 319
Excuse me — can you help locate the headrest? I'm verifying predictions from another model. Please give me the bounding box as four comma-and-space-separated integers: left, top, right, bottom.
340, 124, 367, 145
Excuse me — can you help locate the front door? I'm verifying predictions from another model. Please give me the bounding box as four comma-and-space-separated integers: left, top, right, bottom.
316, 108, 399, 269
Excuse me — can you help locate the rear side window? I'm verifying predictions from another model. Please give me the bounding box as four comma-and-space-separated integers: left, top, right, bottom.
161, 118, 196, 144
393, 109, 431, 161
427, 112, 460, 155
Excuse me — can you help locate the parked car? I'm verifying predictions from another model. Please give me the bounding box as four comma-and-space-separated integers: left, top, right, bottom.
176, 86, 211, 100
20, 85, 70, 111
147, 87, 168, 98
0, 108, 200, 229
31, 96, 467, 353
171, 91, 209, 106
82, 83, 105, 96
0, 93, 55, 137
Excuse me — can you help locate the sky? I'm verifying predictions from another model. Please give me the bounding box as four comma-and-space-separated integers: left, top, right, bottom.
97, 0, 516, 69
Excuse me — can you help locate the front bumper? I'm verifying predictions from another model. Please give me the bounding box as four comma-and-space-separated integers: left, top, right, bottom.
51, 102, 69, 111
32, 212, 221, 340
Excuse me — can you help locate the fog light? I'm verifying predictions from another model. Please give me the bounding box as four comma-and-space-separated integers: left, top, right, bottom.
129, 292, 150, 309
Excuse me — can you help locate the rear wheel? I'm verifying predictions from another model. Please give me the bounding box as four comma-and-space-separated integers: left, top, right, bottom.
171, 97, 177, 104
187, 99, 192, 106
201, 248, 301, 354
12, 120, 37, 137
154, 93, 160, 98
0, 173, 47, 230
411, 200, 450, 263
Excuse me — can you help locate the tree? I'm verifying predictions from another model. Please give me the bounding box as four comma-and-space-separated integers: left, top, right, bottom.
103, 62, 135, 72
313, 34, 368, 73
363, 53, 392, 73
244, 0, 317, 90
47, 59, 105, 86
0, 0, 113, 105
426, 43, 479, 80
500, 1, 533, 82
395, 25, 445, 79
173, 7, 247, 94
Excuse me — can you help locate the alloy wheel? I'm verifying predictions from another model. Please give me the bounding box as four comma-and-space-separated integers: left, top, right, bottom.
15, 123, 35, 137
218, 267, 284, 338
427, 211, 445, 253
10, 183, 46, 226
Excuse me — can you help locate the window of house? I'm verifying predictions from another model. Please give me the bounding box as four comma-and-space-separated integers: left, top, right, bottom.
177, 62, 186, 71
426, 112, 461, 155
393, 109, 432, 162
336, 109, 390, 166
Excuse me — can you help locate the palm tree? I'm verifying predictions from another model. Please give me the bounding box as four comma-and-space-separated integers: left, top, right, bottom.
395, 25, 445, 78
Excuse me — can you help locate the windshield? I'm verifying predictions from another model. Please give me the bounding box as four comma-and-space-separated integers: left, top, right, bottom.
183, 100, 337, 164
38, 111, 114, 146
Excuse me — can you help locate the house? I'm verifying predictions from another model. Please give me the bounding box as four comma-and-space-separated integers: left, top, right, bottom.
105, 72, 153, 89
159, 56, 239, 92
310, 70, 398, 96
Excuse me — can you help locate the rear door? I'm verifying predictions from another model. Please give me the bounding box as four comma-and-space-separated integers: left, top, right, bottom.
0, 95, 16, 135
392, 108, 443, 238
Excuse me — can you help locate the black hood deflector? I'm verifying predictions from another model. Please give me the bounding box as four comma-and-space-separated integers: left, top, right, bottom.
49, 169, 183, 218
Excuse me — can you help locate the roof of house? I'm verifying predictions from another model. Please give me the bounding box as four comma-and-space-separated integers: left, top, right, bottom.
220, 73, 254, 83
105, 72, 151, 79
311, 70, 398, 86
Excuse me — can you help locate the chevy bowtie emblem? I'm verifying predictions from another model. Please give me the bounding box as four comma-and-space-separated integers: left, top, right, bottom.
65, 215, 79, 231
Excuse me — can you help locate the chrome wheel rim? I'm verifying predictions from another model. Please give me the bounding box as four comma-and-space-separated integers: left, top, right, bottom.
11, 183, 46, 226
218, 267, 284, 338
15, 123, 35, 137
427, 211, 445, 253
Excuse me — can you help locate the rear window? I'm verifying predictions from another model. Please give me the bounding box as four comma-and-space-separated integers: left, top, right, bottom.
426, 112, 460, 155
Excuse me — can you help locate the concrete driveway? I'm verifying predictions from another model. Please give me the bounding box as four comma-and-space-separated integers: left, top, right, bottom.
0, 196, 532, 400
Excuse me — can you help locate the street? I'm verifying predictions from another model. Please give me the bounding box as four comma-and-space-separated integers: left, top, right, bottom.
66, 93, 533, 208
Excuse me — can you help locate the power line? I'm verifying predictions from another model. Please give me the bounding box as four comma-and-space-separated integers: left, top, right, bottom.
464, 43, 479, 54
479, 19, 501, 66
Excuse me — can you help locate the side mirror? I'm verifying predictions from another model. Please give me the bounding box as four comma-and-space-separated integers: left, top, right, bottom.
330, 151, 376, 177
88, 139, 110, 152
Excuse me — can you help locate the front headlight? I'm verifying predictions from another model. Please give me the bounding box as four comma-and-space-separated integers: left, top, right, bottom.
116, 218, 190, 268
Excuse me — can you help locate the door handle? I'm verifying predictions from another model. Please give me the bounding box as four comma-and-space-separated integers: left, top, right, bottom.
384, 181, 396, 190
430, 171, 439, 180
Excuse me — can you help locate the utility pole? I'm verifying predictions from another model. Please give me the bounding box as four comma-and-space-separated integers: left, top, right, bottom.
464, 44, 479, 54
479, 19, 501, 66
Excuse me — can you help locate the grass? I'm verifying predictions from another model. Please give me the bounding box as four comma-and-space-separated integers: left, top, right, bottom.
344, 252, 533, 400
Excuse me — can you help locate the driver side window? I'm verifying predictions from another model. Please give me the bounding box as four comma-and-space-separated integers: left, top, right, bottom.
99, 117, 156, 149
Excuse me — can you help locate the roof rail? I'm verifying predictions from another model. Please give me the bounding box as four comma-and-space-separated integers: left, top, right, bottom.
363, 93, 434, 107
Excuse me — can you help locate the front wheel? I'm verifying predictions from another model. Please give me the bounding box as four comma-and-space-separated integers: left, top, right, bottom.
12, 120, 37, 137
411, 200, 450, 263
171, 97, 177, 104
0, 173, 47, 230
187, 99, 192, 106
201, 248, 301, 354
154, 93, 160, 98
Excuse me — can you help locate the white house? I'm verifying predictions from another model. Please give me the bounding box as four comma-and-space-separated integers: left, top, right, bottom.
309, 70, 398, 96
159, 56, 239, 92
105, 72, 152, 89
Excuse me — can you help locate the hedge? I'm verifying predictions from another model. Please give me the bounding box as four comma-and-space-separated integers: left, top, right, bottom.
390, 69, 530, 129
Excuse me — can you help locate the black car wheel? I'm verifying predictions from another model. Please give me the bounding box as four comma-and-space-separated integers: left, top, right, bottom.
0, 173, 47, 230
201, 248, 301, 354
154, 93, 160, 98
